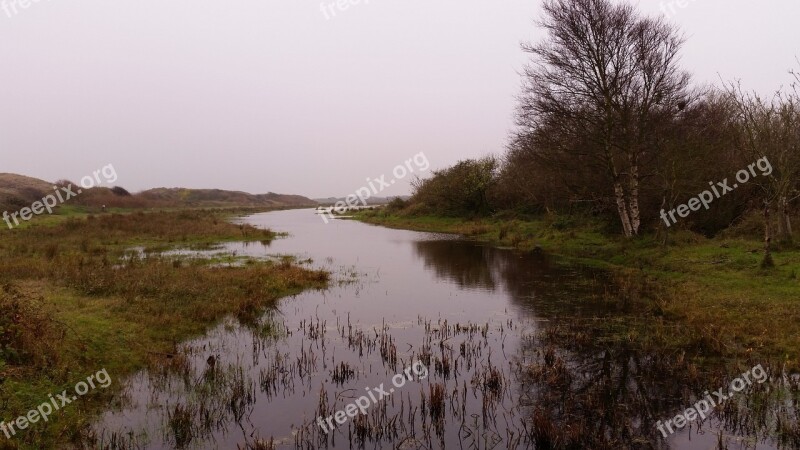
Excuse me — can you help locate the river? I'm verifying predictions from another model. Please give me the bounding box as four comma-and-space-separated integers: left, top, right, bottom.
91, 209, 795, 450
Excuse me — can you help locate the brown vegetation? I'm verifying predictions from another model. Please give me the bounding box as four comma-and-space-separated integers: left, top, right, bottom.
395, 0, 800, 268
0, 210, 328, 448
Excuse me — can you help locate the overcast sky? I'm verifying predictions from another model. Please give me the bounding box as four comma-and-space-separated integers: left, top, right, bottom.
1, 0, 797, 198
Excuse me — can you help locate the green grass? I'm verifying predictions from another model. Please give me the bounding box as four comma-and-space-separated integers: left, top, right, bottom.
353, 209, 800, 370
0, 209, 328, 449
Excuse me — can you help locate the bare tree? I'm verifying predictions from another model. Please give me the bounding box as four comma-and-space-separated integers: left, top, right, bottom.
654, 90, 738, 244
517, 0, 690, 237
726, 80, 800, 267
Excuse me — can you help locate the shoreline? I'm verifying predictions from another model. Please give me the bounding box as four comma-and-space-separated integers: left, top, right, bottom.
351, 210, 800, 371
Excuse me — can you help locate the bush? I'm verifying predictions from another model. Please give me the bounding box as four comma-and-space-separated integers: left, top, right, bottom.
0, 284, 64, 369
111, 186, 132, 196
717, 212, 757, 239
386, 197, 407, 212
410, 157, 498, 217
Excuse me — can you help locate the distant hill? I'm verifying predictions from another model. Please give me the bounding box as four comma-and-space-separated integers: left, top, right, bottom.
0, 173, 318, 213
139, 188, 317, 208
0, 173, 54, 211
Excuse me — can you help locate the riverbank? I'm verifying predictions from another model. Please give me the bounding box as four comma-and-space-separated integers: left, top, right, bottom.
352, 210, 800, 371
0, 209, 328, 449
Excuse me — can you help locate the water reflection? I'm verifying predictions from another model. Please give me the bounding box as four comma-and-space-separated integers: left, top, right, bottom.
413, 235, 799, 450
88, 209, 798, 450
413, 240, 608, 308
413, 240, 499, 290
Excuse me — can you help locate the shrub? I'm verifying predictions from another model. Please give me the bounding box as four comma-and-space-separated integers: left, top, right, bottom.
111, 186, 132, 196
0, 284, 64, 369
386, 197, 407, 212
410, 157, 498, 217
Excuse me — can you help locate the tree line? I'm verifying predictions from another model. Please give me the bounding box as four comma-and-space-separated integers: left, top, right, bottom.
398, 0, 800, 262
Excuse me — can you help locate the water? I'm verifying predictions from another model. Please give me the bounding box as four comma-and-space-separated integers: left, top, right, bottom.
91, 209, 798, 449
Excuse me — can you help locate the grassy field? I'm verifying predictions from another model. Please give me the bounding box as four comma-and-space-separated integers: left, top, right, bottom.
0, 209, 328, 449
353, 209, 800, 370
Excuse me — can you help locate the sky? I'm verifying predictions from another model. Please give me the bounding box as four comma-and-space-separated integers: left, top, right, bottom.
0, 0, 798, 198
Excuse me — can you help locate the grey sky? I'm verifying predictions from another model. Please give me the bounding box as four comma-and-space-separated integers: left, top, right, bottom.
1, 0, 797, 198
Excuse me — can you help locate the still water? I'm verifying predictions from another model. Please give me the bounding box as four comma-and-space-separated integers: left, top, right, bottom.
92, 209, 796, 449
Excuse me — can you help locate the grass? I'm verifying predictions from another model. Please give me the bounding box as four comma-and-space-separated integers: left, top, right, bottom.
0, 209, 328, 449
353, 209, 800, 370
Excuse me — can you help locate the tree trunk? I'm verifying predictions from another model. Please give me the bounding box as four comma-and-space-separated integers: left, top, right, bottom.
778, 196, 793, 243
659, 192, 670, 247
614, 181, 634, 238
628, 153, 641, 236
763, 200, 774, 268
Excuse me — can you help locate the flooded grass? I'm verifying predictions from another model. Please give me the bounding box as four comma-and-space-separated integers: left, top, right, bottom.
0, 210, 328, 449
93, 294, 800, 449
5, 209, 798, 449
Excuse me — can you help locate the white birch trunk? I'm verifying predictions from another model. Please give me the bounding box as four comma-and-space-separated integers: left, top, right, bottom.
614, 181, 633, 238
628, 153, 641, 236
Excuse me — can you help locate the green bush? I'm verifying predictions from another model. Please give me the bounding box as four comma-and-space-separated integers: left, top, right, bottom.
409, 157, 498, 217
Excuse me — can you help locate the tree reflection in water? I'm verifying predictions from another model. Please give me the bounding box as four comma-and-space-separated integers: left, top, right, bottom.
412, 239, 800, 449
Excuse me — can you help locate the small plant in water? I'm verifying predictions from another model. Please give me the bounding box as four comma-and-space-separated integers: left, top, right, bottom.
168, 403, 194, 448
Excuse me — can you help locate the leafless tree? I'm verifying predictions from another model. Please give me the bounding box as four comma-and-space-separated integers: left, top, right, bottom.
726, 80, 800, 266
517, 0, 690, 237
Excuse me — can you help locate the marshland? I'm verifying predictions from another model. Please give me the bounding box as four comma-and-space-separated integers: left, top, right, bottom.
2, 0, 800, 448
2, 208, 789, 449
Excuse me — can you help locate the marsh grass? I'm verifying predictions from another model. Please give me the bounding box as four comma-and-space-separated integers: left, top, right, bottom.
520, 319, 800, 450
0, 209, 327, 449
0, 285, 65, 372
